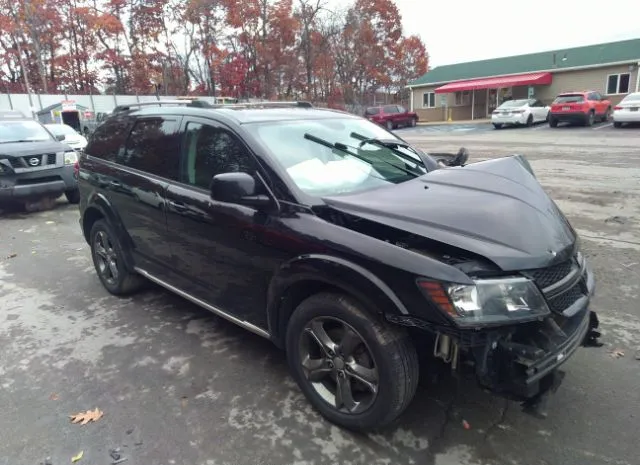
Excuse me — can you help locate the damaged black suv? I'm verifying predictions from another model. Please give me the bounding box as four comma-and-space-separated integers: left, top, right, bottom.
78, 100, 599, 430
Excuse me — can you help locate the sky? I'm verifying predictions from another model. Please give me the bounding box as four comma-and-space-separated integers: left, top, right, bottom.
332, 0, 640, 68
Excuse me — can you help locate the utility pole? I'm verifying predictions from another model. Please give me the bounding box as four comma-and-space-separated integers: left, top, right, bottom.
13, 33, 35, 117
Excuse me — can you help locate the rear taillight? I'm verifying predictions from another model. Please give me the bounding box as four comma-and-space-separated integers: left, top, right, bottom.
614, 106, 622, 110
73, 160, 79, 179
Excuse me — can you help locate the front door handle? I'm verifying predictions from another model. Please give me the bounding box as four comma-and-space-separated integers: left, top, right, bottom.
109, 180, 121, 187
168, 200, 188, 212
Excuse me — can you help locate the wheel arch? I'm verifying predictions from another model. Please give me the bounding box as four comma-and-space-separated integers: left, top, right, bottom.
82, 193, 136, 272
267, 254, 409, 349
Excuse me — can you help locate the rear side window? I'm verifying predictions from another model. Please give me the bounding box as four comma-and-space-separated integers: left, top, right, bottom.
554, 95, 584, 104
365, 107, 380, 116
85, 117, 132, 162
383, 105, 399, 114
119, 117, 180, 180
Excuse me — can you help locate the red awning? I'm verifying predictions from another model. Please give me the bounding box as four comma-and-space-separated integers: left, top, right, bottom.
434, 72, 553, 94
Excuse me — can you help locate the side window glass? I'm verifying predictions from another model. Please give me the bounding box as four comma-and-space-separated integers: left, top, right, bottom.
120, 118, 180, 179
182, 122, 256, 190
397, 105, 406, 113
383, 105, 398, 114
85, 117, 131, 162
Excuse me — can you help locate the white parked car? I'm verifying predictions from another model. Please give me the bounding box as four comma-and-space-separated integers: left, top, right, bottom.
491, 99, 550, 129
613, 92, 640, 128
45, 123, 88, 151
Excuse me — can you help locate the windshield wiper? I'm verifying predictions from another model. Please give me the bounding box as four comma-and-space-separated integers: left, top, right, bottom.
350, 132, 438, 171
303, 133, 419, 178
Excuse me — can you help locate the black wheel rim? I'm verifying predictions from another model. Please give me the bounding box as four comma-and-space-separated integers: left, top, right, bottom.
299, 317, 379, 415
94, 230, 119, 285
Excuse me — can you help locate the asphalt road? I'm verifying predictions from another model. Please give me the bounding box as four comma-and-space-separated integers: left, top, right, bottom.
1, 126, 639, 465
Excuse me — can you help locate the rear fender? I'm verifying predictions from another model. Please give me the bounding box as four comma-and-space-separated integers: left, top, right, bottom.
267, 254, 409, 348
82, 192, 136, 271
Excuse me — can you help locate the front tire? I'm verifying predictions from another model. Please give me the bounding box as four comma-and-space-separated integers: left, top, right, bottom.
90, 219, 144, 296
65, 189, 80, 204
493, 123, 503, 129
286, 292, 419, 431
410, 117, 417, 127
526, 114, 534, 127
386, 120, 394, 131
613, 121, 623, 128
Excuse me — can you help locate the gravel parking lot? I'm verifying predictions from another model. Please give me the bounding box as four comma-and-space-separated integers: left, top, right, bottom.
1, 127, 639, 465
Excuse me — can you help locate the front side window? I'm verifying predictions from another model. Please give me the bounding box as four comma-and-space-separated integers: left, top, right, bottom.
120, 118, 180, 179
0, 120, 54, 144
365, 107, 380, 116
182, 122, 256, 190
383, 105, 399, 114
607, 73, 631, 95
246, 117, 428, 197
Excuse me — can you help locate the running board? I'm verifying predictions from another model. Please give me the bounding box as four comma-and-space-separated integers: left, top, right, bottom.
134, 267, 271, 339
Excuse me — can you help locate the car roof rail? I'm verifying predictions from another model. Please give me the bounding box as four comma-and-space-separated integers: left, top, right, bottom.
210, 101, 314, 109
111, 99, 213, 113
111, 99, 313, 114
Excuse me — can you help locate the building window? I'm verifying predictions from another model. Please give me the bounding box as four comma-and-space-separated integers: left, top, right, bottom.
606, 73, 631, 95
455, 91, 471, 106
422, 92, 435, 108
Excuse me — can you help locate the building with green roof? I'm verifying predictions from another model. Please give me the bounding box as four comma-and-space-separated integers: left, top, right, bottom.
408, 38, 640, 121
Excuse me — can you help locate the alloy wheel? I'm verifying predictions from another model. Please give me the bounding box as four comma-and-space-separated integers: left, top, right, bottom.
94, 230, 119, 285
299, 317, 379, 414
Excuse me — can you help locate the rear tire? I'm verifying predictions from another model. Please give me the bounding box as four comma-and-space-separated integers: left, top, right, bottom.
90, 219, 144, 296
549, 117, 558, 128
526, 115, 534, 127
286, 292, 419, 431
493, 123, 503, 129
585, 111, 595, 126
386, 120, 394, 131
65, 189, 80, 204
602, 107, 611, 122
613, 122, 622, 128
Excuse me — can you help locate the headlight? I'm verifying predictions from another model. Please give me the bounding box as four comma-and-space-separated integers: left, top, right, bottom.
418, 277, 549, 326
64, 151, 78, 165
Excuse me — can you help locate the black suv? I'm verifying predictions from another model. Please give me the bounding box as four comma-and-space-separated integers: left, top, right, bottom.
78, 100, 598, 430
0, 111, 80, 206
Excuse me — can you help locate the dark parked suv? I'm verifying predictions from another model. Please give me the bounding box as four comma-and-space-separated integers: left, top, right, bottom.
0, 111, 80, 206
78, 100, 599, 430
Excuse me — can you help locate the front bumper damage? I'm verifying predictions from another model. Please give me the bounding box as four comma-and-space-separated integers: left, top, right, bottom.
460, 260, 600, 416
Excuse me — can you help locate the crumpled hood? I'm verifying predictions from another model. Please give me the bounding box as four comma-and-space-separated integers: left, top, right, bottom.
321, 155, 576, 271
0, 140, 71, 157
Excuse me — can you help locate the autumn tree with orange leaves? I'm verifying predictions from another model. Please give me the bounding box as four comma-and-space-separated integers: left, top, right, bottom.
0, 0, 428, 105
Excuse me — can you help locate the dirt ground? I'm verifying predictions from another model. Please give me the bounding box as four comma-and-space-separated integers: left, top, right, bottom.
0, 124, 639, 465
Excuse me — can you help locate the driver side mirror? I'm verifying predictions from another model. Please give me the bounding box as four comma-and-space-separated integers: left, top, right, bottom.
55, 134, 66, 141
210, 172, 271, 208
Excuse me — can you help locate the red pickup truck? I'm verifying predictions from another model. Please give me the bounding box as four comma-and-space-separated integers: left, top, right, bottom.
365, 104, 418, 130
549, 91, 612, 127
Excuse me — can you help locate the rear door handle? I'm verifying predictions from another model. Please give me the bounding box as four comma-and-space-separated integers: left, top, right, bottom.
109, 180, 121, 187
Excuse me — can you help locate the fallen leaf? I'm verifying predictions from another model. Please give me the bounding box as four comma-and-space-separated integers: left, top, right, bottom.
70, 407, 104, 425
181, 396, 188, 408
71, 451, 83, 463
49, 393, 59, 401
610, 349, 625, 359
462, 419, 471, 430
46, 221, 55, 225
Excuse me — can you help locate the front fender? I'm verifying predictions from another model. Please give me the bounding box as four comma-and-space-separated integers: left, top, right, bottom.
267, 254, 409, 347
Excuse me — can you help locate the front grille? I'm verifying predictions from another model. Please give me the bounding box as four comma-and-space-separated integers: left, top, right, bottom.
548, 282, 585, 313
9, 158, 23, 169
528, 260, 574, 289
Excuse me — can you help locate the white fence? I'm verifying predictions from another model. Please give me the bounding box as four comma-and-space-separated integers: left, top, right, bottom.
0, 93, 221, 116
